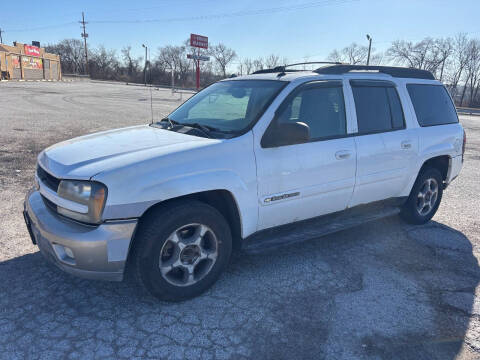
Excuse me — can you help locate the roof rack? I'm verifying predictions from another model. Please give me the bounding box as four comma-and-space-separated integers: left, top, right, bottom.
252, 61, 342, 75
313, 64, 435, 80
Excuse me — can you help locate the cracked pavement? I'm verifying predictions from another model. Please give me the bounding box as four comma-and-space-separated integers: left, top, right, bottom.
0, 81, 479, 359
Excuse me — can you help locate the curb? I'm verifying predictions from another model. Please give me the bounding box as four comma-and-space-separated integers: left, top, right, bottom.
0, 79, 72, 83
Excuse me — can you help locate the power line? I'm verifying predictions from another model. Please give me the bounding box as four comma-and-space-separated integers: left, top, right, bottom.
89, 0, 357, 24
3, 22, 77, 33
3, 0, 356, 33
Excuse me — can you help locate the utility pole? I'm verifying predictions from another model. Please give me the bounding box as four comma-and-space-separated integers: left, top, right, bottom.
142, 44, 147, 86
0, 28, 3, 44
79, 12, 89, 75
366, 34, 372, 66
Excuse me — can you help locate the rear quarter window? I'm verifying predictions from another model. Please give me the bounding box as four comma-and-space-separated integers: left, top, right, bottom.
407, 84, 458, 126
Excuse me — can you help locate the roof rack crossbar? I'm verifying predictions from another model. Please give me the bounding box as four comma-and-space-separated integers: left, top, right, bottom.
252, 61, 343, 75
285, 61, 343, 67
313, 65, 435, 80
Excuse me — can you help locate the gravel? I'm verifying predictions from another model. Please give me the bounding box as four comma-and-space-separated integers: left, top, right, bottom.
0, 81, 479, 359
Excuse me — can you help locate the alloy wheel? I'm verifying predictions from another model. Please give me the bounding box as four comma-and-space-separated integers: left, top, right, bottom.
159, 223, 218, 287
416, 178, 439, 216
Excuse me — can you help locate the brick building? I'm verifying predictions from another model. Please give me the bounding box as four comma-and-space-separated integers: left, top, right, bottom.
0, 42, 61, 80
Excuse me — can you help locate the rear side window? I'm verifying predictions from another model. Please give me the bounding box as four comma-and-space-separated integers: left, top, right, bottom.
351, 82, 405, 134
387, 88, 404, 129
407, 84, 458, 126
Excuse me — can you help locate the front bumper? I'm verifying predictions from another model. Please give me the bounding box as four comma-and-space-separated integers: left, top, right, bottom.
24, 190, 137, 281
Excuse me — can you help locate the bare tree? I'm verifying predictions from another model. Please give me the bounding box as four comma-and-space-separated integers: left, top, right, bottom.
434, 38, 453, 81
237, 57, 265, 75
445, 33, 470, 98
38, 33, 480, 102
121, 46, 141, 78
328, 43, 369, 65
208, 43, 237, 78
462, 39, 480, 106
253, 57, 264, 72
387, 38, 444, 73
265, 54, 281, 68
328, 49, 342, 63
45, 39, 85, 74
241, 58, 254, 74
88, 46, 120, 80
237, 62, 244, 76
157, 45, 190, 86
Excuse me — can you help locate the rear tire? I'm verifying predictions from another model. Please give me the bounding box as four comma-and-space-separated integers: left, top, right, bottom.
400, 167, 443, 225
133, 200, 232, 301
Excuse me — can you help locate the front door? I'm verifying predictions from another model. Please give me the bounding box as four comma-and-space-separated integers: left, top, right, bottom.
253, 80, 357, 231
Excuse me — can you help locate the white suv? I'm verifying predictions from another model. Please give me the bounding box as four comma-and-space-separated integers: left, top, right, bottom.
23, 64, 465, 301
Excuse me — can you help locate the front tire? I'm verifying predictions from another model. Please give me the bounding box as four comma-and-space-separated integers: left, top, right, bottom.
133, 200, 232, 301
400, 167, 443, 225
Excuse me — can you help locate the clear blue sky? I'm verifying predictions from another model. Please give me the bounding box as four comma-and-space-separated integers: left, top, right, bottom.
1, 0, 479, 64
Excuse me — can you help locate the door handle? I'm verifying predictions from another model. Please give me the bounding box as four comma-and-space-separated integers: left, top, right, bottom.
401, 140, 412, 149
335, 150, 352, 160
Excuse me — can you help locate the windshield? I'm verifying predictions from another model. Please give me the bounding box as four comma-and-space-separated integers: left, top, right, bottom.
167, 80, 286, 133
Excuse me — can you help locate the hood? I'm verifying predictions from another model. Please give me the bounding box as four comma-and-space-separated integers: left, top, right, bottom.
38, 125, 218, 179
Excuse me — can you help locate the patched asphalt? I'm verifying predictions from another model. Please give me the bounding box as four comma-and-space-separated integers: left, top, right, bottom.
0, 81, 479, 360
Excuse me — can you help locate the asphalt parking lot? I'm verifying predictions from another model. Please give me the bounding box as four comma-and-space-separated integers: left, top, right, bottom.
0, 81, 479, 360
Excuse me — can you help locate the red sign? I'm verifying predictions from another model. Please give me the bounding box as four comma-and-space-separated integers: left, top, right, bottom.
12, 55, 20, 69
24, 45, 41, 57
190, 34, 208, 49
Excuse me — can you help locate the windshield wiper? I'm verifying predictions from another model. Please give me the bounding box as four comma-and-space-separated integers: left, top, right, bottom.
183, 123, 216, 137
158, 119, 222, 138
159, 117, 177, 128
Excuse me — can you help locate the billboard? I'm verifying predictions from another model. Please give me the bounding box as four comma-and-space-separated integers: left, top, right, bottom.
11, 55, 20, 69
22, 56, 43, 69
190, 34, 208, 49
24, 44, 41, 57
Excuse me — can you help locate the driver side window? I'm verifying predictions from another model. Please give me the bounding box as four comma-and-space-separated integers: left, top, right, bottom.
277, 84, 347, 141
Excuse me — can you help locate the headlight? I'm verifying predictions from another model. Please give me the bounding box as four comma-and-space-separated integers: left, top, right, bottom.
57, 180, 107, 224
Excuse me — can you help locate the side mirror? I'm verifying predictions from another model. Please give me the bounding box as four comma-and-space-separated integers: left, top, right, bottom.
261, 121, 310, 148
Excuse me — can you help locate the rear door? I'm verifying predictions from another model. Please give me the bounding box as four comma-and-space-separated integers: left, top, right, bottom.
254, 80, 357, 230
348, 80, 418, 206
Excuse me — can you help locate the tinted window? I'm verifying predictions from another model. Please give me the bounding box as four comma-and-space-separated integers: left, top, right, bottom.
352, 84, 405, 134
407, 84, 458, 126
277, 85, 346, 140
352, 86, 391, 133
387, 87, 405, 129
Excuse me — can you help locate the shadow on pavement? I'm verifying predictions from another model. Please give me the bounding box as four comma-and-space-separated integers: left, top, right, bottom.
0, 217, 479, 359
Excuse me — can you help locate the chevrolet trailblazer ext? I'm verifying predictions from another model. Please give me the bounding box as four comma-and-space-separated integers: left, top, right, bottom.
24, 64, 465, 301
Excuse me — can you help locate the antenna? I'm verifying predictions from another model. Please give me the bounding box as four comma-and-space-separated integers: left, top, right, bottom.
149, 86, 153, 124
145, 47, 153, 124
